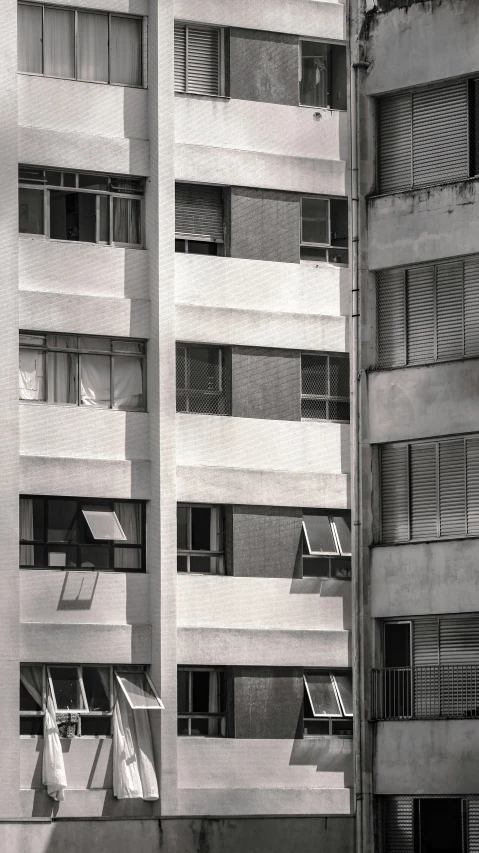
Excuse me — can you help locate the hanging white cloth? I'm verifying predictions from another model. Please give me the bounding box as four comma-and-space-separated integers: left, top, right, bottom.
18, 2, 43, 73
80, 354, 110, 406
77, 11, 109, 82
43, 7, 75, 79
112, 680, 158, 800
113, 356, 143, 409
210, 508, 225, 575
113, 503, 141, 569
19, 498, 34, 566
19, 349, 44, 401
110, 16, 142, 85
21, 668, 67, 801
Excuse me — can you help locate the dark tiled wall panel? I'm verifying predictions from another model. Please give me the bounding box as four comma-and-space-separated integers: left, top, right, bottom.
229, 29, 299, 105
231, 346, 301, 420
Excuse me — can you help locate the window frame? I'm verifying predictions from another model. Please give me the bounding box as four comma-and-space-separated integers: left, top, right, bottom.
115, 670, 164, 710
177, 666, 227, 737
174, 20, 225, 98
300, 196, 349, 266
298, 37, 347, 112
301, 511, 352, 580
303, 669, 353, 737
176, 342, 230, 416
177, 503, 225, 574
19, 495, 146, 572
19, 331, 147, 411
300, 351, 350, 423
19, 166, 145, 249
17, 2, 145, 88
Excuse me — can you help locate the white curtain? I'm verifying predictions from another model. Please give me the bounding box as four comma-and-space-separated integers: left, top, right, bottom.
47, 337, 77, 404
113, 503, 141, 570
113, 356, 143, 410
207, 671, 225, 736
20, 498, 34, 566
210, 508, 225, 575
80, 354, 110, 406
110, 16, 142, 85
21, 667, 67, 801
44, 7, 75, 79
18, 3, 43, 74
77, 12, 109, 83
113, 198, 141, 245
19, 348, 45, 401
112, 681, 158, 800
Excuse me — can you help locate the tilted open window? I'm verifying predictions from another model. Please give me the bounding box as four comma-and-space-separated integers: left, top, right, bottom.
302, 512, 351, 579
115, 671, 164, 710
303, 670, 353, 736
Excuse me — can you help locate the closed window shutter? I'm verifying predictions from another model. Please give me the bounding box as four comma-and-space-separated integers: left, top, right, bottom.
410, 443, 437, 540
381, 444, 409, 544
468, 801, 479, 853
407, 266, 435, 364
413, 617, 439, 718
174, 23, 186, 92
187, 26, 219, 95
466, 438, 479, 535
378, 94, 412, 193
175, 183, 224, 240
376, 269, 406, 368
464, 257, 479, 357
439, 439, 466, 537
382, 797, 414, 853
436, 262, 464, 360
412, 81, 469, 187
440, 615, 479, 665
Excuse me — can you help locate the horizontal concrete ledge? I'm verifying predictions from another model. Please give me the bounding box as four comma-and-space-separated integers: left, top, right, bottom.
19, 126, 149, 177
20, 623, 151, 664
176, 465, 350, 508
19, 789, 158, 819
19, 291, 150, 340
20, 456, 151, 500
178, 787, 353, 816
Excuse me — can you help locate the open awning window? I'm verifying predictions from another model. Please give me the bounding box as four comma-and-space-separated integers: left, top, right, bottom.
115, 671, 164, 710
302, 513, 351, 556
82, 509, 126, 541
304, 672, 353, 718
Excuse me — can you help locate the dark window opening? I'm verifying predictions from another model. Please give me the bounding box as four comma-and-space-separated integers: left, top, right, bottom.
415, 799, 464, 853
177, 504, 225, 574
299, 41, 347, 111
177, 668, 226, 736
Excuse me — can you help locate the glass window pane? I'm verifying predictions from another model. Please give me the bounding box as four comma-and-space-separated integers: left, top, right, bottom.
302, 556, 330, 578
177, 506, 188, 550
192, 671, 211, 712
19, 347, 45, 400
63, 172, 76, 188
334, 673, 353, 716
19, 187, 44, 235
20, 333, 45, 346
329, 357, 349, 397
99, 194, 110, 243
18, 3, 43, 74
301, 198, 329, 245
80, 354, 111, 406
113, 197, 141, 245
329, 400, 350, 421
304, 718, 329, 736
190, 718, 209, 736
112, 341, 144, 354
116, 672, 162, 709
331, 557, 352, 580
189, 555, 218, 573
113, 547, 141, 570
20, 717, 44, 735
113, 356, 144, 410
333, 515, 351, 554
188, 347, 220, 391
177, 718, 189, 735
78, 174, 109, 191
45, 170, 62, 186
80, 545, 110, 569
304, 673, 341, 717
77, 12, 109, 83
47, 545, 77, 568
302, 354, 328, 395
82, 510, 126, 541
47, 499, 77, 543
83, 667, 110, 712
50, 667, 84, 710
20, 544, 44, 567
80, 716, 112, 736
303, 515, 337, 554
113, 502, 142, 545
331, 718, 353, 736
78, 337, 111, 351
20, 497, 44, 542
20, 665, 43, 711
46, 352, 77, 404
330, 199, 348, 248
19, 166, 45, 184
110, 16, 142, 86
178, 671, 189, 712
44, 7, 75, 79
301, 398, 327, 420
191, 507, 212, 551
177, 555, 188, 572
300, 41, 328, 107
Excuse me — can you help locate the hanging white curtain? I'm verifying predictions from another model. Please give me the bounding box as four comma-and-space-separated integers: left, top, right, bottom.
113, 503, 141, 570
80, 354, 110, 406
46, 337, 77, 404
77, 11, 109, 83
21, 667, 67, 801
210, 508, 225, 575
113, 198, 141, 245
112, 680, 158, 800
207, 671, 225, 736
20, 498, 34, 566
110, 16, 142, 86
18, 3, 43, 74
113, 356, 143, 410
44, 7, 75, 79
19, 348, 45, 401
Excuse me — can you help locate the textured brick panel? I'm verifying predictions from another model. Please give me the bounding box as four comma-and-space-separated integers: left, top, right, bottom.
230, 187, 300, 264
229, 29, 299, 106
233, 667, 303, 738
232, 505, 302, 578
231, 346, 301, 421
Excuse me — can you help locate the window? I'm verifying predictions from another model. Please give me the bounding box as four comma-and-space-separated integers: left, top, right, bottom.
174, 22, 223, 96
299, 40, 346, 111
177, 505, 224, 574
177, 668, 226, 736
380, 797, 470, 853
18, 3, 143, 86
301, 352, 350, 422
175, 183, 224, 255
302, 512, 351, 579
19, 167, 144, 247
303, 670, 353, 736
19, 333, 145, 410
300, 197, 348, 265
20, 665, 159, 736
176, 343, 229, 415
380, 436, 479, 544
20, 496, 145, 571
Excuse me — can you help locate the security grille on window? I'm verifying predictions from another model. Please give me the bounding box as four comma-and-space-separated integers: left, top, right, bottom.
299, 40, 346, 111
20, 496, 145, 571
19, 333, 145, 410
379, 796, 477, 853
301, 352, 350, 422
300, 196, 348, 265
376, 256, 479, 369
177, 668, 226, 736
177, 505, 225, 574
380, 435, 479, 544
175, 183, 224, 255
302, 512, 351, 579
303, 671, 353, 736
174, 22, 223, 96
20, 665, 161, 736
19, 167, 144, 247
176, 343, 229, 415
18, 3, 144, 86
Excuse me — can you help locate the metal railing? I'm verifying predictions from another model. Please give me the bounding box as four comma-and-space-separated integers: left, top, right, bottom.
371, 666, 479, 720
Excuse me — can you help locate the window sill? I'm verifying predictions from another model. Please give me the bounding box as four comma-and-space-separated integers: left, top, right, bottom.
174, 91, 230, 102
298, 103, 347, 114
303, 733, 353, 739
18, 234, 144, 251
19, 400, 147, 414
18, 71, 145, 90
299, 259, 349, 269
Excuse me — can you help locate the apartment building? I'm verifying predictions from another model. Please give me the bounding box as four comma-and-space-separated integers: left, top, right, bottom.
353, 1, 479, 852
0, 1, 354, 851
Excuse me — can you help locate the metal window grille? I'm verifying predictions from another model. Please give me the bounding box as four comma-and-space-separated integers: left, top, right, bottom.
379, 796, 478, 853
176, 343, 229, 415
174, 21, 222, 96
371, 666, 479, 720
301, 353, 350, 422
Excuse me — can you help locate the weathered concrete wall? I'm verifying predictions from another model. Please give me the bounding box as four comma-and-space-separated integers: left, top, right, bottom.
229, 30, 298, 105
231, 347, 301, 421
230, 506, 303, 577
20, 456, 151, 500
233, 668, 303, 738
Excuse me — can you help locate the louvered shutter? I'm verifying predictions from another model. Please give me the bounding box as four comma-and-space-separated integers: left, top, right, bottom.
440, 615, 479, 716
407, 266, 435, 365
410, 443, 437, 540
378, 94, 412, 193
439, 439, 466, 537
468, 801, 479, 853
382, 797, 414, 853
436, 262, 464, 360
412, 81, 469, 187
466, 438, 479, 534
413, 617, 439, 718
175, 183, 224, 240
174, 23, 186, 92
376, 269, 406, 368
464, 256, 479, 357
381, 444, 409, 544
187, 26, 219, 95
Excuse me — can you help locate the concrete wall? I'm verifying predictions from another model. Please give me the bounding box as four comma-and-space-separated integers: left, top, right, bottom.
20, 456, 151, 500
233, 668, 303, 738
20, 623, 151, 664
230, 506, 303, 578
229, 30, 298, 106
375, 720, 479, 794
19, 290, 150, 340
231, 347, 301, 421
229, 188, 300, 264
